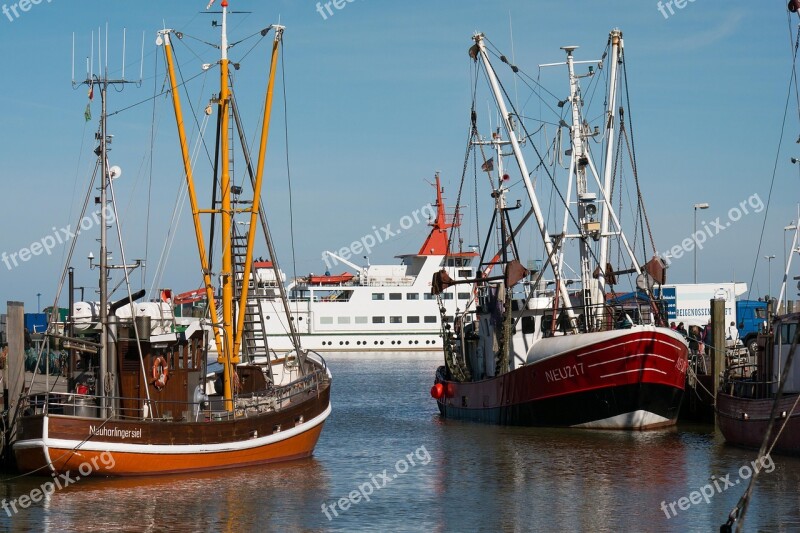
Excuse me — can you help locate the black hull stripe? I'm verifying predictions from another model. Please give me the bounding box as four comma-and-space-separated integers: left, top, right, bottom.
437, 383, 683, 428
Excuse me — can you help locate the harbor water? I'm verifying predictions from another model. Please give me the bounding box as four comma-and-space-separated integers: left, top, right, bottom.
2, 353, 800, 532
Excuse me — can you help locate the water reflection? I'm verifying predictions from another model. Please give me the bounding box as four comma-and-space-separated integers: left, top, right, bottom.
1, 458, 330, 533
2, 355, 800, 532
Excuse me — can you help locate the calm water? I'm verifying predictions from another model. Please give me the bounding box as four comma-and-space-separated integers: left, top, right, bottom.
2, 353, 800, 532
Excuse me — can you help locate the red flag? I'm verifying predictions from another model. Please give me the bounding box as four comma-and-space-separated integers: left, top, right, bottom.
88, 85, 94, 100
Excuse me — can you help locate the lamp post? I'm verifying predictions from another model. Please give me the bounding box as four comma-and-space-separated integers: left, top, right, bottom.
693, 203, 710, 283
37, 292, 41, 313
765, 254, 776, 300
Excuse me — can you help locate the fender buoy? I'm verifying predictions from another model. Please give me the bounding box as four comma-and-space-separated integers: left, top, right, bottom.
152, 356, 169, 390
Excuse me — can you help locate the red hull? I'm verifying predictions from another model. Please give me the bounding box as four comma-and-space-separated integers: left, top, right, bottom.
435, 327, 688, 429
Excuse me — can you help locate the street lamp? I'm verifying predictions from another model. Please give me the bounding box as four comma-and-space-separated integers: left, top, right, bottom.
693, 203, 710, 283
765, 254, 776, 300
37, 292, 41, 313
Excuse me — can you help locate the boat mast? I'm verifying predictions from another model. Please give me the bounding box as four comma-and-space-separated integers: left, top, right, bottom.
472, 33, 576, 327
160, 0, 282, 409
159, 30, 226, 393
597, 30, 622, 300
99, 78, 109, 414
562, 46, 604, 331
217, 0, 238, 409
82, 36, 139, 414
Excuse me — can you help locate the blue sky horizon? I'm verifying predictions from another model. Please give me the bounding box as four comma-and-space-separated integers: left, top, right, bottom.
1, 1, 798, 313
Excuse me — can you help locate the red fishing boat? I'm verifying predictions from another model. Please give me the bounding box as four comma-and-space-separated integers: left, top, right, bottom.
431, 30, 688, 430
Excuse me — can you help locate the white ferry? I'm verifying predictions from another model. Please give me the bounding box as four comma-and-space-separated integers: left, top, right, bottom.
175, 174, 478, 352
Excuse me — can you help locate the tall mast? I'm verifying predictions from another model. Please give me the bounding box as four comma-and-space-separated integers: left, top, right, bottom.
472, 33, 575, 326
79, 30, 139, 414
563, 46, 604, 330
217, 0, 237, 408
99, 77, 109, 414
160, 0, 283, 409
597, 30, 622, 295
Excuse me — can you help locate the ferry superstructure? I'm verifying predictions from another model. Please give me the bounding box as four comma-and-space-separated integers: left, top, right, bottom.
248, 175, 478, 352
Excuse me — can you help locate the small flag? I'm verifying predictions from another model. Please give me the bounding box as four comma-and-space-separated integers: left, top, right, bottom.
481, 158, 494, 172
84, 103, 92, 122
88, 85, 94, 101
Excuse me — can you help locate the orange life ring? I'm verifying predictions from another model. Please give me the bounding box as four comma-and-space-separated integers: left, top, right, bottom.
152, 356, 169, 390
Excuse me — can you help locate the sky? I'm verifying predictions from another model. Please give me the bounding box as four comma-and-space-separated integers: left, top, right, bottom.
0, 0, 798, 313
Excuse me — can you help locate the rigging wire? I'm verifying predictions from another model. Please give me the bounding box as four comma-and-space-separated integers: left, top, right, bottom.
725, 12, 800, 532
481, 47, 602, 271
144, 45, 161, 289
744, 17, 800, 303
281, 39, 301, 318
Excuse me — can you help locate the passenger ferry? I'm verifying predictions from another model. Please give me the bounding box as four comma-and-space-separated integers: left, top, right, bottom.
175, 174, 478, 353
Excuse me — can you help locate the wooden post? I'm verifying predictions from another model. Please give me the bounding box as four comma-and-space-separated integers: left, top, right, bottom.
5, 301, 24, 448
710, 298, 726, 412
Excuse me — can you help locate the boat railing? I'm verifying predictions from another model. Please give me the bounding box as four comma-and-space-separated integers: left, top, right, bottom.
721, 360, 777, 399
18, 366, 328, 422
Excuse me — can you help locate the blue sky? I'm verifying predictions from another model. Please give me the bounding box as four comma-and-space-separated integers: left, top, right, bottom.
0, 0, 797, 312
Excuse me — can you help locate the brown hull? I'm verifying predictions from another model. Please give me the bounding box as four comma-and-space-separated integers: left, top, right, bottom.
14, 382, 331, 476
717, 392, 800, 455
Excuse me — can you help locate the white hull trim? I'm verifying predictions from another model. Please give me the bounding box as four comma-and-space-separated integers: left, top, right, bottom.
13, 404, 332, 456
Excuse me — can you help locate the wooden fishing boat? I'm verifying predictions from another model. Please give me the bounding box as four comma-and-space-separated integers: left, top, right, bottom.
12, 0, 332, 476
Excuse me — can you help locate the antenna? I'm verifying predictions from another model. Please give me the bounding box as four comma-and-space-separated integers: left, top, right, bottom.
72, 25, 144, 87
122, 28, 126, 79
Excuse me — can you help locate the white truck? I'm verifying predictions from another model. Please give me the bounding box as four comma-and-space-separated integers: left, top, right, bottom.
657, 282, 768, 354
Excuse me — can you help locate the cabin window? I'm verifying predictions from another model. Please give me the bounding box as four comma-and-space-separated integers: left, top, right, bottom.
424, 316, 437, 324
442, 293, 454, 300
407, 316, 420, 324
755, 308, 767, 319
458, 270, 472, 278
781, 323, 797, 345
443, 316, 454, 323
458, 292, 470, 300
372, 316, 386, 324
541, 315, 554, 336
407, 293, 419, 300
522, 316, 536, 334
355, 316, 368, 324
319, 317, 333, 325
372, 293, 385, 300
389, 293, 402, 300
337, 316, 351, 324
390, 316, 403, 324
424, 293, 436, 300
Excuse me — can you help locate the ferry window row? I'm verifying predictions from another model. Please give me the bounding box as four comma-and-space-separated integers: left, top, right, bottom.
319, 316, 439, 324
370, 292, 469, 301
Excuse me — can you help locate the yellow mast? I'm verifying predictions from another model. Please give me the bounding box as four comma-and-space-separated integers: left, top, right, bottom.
218, 1, 235, 410
233, 26, 283, 357
159, 31, 225, 379
160, 0, 283, 411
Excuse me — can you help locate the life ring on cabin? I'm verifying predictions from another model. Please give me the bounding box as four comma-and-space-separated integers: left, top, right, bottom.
152, 356, 169, 390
